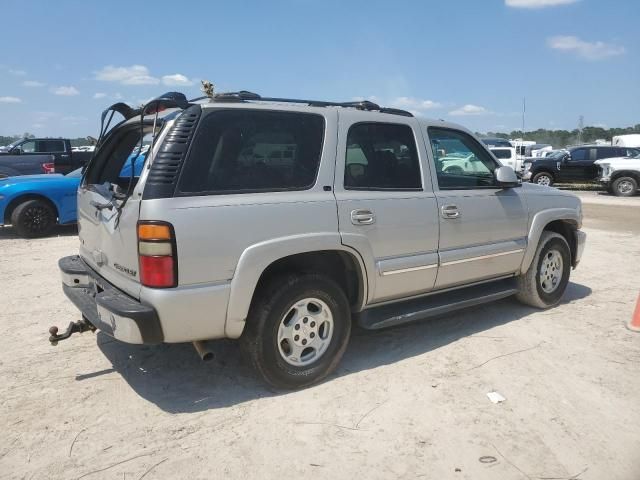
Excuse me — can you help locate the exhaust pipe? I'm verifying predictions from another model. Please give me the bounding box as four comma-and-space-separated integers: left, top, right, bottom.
192, 341, 214, 361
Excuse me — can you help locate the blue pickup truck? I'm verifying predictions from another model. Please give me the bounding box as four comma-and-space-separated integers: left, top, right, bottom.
0, 153, 145, 238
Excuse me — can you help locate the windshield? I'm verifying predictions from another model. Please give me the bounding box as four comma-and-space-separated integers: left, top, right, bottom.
67, 168, 83, 178
546, 151, 566, 160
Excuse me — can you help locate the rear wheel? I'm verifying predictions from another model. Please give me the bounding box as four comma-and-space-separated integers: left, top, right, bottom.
240, 273, 351, 389
516, 231, 571, 309
11, 199, 56, 238
612, 176, 638, 197
532, 172, 554, 187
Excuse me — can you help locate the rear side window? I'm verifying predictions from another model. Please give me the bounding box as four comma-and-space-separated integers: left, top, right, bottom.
492, 149, 512, 159
178, 110, 324, 194
344, 123, 421, 190
595, 147, 615, 160
37, 140, 65, 152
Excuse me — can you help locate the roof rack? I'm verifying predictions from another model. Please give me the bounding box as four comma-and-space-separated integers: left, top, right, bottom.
210, 91, 414, 117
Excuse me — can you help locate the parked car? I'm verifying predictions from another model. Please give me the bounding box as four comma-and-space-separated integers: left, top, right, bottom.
612, 134, 640, 148
596, 152, 640, 196
489, 147, 521, 172
0, 169, 81, 237
0, 154, 145, 238
0, 138, 93, 178
522, 145, 640, 186
54, 91, 586, 390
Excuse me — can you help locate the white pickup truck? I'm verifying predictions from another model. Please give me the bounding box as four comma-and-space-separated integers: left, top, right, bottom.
490, 147, 523, 173
596, 153, 640, 196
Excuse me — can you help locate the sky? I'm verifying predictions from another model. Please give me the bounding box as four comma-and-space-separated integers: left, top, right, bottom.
0, 0, 638, 139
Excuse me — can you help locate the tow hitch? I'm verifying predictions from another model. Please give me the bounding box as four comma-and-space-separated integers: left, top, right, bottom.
49, 317, 96, 346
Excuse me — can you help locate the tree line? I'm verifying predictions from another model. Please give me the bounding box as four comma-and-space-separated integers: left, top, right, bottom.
478, 125, 640, 148
0, 133, 91, 147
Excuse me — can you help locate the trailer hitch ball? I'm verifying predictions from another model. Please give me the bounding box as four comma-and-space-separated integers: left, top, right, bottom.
48, 318, 96, 346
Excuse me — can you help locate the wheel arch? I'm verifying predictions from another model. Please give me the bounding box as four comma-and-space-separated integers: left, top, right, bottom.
224, 234, 369, 338
4, 193, 60, 225
521, 208, 580, 272
610, 170, 640, 182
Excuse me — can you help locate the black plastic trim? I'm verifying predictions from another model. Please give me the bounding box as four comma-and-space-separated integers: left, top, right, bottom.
59, 255, 163, 344
142, 104, 202, 199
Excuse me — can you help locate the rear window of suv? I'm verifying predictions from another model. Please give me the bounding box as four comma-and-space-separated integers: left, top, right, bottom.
178, 110, 324, 195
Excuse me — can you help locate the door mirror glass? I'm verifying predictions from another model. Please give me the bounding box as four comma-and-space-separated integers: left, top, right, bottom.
11, 147, 21, 155
495, 166, 519, 188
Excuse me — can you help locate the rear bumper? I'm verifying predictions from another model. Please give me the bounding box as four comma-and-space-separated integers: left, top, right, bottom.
59, 255, 163, 344
573, 230, 587, 267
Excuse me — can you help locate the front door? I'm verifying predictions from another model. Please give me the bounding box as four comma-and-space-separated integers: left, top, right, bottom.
560, 147, 594, 181
425, 126, 528, 289
334, 112, 440, 303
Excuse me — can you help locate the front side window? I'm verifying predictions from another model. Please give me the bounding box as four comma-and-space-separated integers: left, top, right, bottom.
428, 127, 498, 189
570, 148, 587, 161
19, 140, 36, 153
344, 123, 421, 190
179, 110, 324, 194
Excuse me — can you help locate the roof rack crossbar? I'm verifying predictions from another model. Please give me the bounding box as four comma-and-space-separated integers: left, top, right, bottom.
210, 91, 413, 117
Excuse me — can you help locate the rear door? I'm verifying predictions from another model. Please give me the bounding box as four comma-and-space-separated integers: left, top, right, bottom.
425, 126, 528, 289
334, 111, 439, 303
36, 139, 71, 173
77, 121, 165, 298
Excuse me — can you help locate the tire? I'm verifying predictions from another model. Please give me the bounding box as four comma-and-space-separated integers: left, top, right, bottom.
532, 172, 554, 187
516, 231, 571, 309
240, 273, 351, 389
10, 199, 56, 238
611, 176, 638, 197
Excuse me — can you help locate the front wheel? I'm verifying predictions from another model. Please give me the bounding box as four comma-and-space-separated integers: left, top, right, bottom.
11, 199, 56, 238
532, 172, 554, 187
516, 231, 571, 309
240, 273, 351, 389
612, 176, 638, 197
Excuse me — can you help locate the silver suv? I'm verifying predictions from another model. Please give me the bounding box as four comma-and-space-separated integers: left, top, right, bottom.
55, 91, 586, 389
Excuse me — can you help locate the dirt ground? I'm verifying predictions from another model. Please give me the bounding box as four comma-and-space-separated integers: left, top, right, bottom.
1, 192, 639, 480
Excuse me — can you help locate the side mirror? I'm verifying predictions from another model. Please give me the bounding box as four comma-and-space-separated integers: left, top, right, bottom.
563, 154, 570, 163
11, 148, 21, 155
495, 166, 520, 188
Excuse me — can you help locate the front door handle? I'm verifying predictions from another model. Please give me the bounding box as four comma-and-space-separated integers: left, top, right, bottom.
351, 209, 375, 225
441, 204, 460, 219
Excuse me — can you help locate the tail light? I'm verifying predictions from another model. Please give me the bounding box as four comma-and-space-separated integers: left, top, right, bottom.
42, 162, 55, 174
137, 221, 177, 288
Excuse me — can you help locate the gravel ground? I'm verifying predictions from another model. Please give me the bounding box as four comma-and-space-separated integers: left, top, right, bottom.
1, 192, 639, 480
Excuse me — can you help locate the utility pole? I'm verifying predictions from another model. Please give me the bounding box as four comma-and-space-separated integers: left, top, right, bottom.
578, 115, 584, 144
522, 97, 526, 139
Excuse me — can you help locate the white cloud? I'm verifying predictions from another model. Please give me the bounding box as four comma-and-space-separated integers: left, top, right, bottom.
389, 97, 442, 111
95, 65, 159, 85
547, 35, 625, 60
8, 68, 26, 76
449, 104, 490, 116
22, 80, 46, 87
52, 86, 80, 96
32, 123, 44, 129
161, 74, 194, 86
0, 96, 21, 103
506, 0, 578, 8
93, 92, 107, 99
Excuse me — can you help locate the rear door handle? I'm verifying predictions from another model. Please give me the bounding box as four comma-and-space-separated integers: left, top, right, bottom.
441, 204, 460, 219
351, 209, 375, 225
